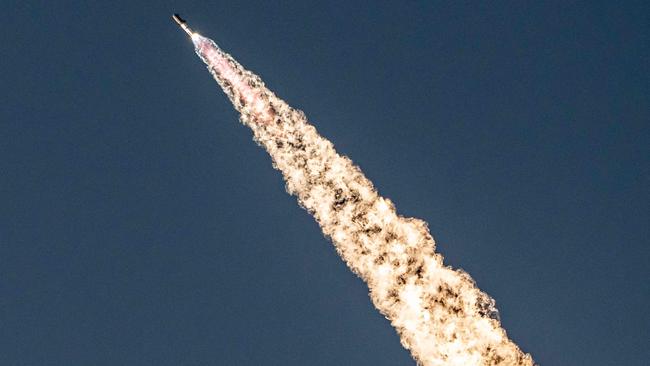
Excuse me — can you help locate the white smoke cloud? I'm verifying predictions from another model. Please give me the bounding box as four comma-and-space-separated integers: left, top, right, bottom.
190, 33, 535, 366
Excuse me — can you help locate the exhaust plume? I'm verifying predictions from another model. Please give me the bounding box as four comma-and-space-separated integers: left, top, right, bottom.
189, 31, 535, 366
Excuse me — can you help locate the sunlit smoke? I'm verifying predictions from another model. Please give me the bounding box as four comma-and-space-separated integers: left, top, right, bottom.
190, 33, 535, 366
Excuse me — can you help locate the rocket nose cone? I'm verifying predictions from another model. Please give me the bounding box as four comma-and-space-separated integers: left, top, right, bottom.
172, 14, 185, 26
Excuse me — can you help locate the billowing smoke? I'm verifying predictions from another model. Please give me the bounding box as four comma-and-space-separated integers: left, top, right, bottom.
190, 32, 535, 366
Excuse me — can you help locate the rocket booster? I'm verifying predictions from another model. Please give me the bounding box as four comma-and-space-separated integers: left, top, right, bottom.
172, 14, 193, 37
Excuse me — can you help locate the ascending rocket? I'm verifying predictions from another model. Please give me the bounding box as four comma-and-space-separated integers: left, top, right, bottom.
172, 13, 193, 37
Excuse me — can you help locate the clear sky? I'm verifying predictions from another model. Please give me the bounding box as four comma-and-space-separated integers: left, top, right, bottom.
1, 1, 648, 365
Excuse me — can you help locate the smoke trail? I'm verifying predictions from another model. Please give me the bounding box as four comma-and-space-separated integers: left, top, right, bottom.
190, 32, 535, 366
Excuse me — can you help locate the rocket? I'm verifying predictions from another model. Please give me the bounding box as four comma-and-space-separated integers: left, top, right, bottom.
172, 14, 193, 37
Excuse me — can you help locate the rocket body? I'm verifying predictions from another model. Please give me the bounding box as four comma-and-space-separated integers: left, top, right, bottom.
172, 14, 194, 37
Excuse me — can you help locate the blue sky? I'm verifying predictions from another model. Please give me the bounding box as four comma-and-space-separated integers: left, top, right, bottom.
1, 1, 648, 365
